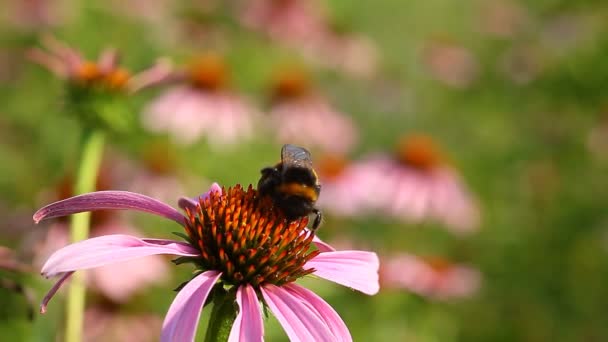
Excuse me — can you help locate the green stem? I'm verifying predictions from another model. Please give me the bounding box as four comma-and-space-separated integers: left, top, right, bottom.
65, 130, 105, 342
204, 288, 238, 342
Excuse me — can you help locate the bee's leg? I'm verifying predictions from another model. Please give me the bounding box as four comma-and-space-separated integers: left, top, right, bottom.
311, 208, 323, 232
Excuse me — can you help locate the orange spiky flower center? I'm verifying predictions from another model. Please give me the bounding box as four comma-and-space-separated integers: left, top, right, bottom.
73, 61, 131, 90
272, 68, 311, 101
396, 134, 445, 170
75, 62, 102, 82
187, 54, 228, 91
183, 185, 319, 287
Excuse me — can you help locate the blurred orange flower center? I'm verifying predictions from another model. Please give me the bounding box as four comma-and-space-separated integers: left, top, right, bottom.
272, 69, 311, 101
104, 68, 131, 90
317, 155, 348, 180
74, 62, 131, 90
396, 135, 444, 170
188, 55, 228, 91
422, 256, 453, 273
75, 62, 102, 82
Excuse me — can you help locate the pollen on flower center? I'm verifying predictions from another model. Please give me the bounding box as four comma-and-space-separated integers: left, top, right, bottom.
183, 185, 319, 287
396, 134, 445, 170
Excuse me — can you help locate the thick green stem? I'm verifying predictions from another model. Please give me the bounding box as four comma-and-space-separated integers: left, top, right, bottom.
204, 289, 238, 342
65, 130, 105, 342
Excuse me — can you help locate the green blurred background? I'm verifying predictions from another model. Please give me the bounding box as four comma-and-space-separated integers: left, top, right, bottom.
1, 0, 608, 341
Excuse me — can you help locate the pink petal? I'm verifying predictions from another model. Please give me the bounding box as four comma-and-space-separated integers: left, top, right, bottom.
33, 191, 186, 225
161, 271, 222, 342
261, 284, 335, 342
312, 234, 335, 252
229, 284, 264, 342
178, 183, 223, 211
97, 48, 119, 73
41, 235, 199, 277
284, 284, 352, 342
129, 58, 173, 92
305, 251, 380, 295
40, 271, 74, 314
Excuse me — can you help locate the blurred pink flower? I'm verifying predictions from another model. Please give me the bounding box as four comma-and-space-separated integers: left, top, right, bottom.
381, 253, 481, 300
313, 33, 379, 78
378, 135, 479, 233
318, 135, 480, 233
5, 0, 59, 29
479, 1, 528, 38
28, 35, 172, 92
35, 184, 379, 341
268, 69, 359, 154
240, 0, 378, 77
143, 54, 258, 147
240, 0, 328, 49
423, 39, 479, 88
316, 154, 385, 217
84, 307, 163, 342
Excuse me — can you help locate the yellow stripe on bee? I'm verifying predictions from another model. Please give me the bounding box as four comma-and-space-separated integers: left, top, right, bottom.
278, 183, 318, 201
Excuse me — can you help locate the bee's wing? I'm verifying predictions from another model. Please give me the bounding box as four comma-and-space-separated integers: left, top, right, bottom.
281, 144, 313, 169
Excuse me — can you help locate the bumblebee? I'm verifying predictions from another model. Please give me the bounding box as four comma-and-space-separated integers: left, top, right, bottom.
257, 144, 323, 231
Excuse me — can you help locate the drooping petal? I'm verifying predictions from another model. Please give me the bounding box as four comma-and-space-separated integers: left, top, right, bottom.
305, 251, 380, 295
178, 183, 223, 211
40, 271, 74, 314
41, 235, 199, 277
284, 283, 352, 342
229, 284, 264, 342
311, 233, 335, 252
261, 284, 335, 342
128, 58, 173, 92
161, 271, 222, 342
33, 191, 185, 225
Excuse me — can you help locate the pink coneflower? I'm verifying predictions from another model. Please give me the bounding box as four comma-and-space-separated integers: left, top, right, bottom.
380, 253, 481, 300
268, 69, 359, 154
321, 135, 480, 233
379, 135, 479, 233
5, 0, 59, 29
239, 0, 378, 77
35, 183, 379, 341
479, 1, 528, 38
28, 35, 172, 92
316, 154, 384, 217
143, 54, 258, 147
240, 0, 328, 50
